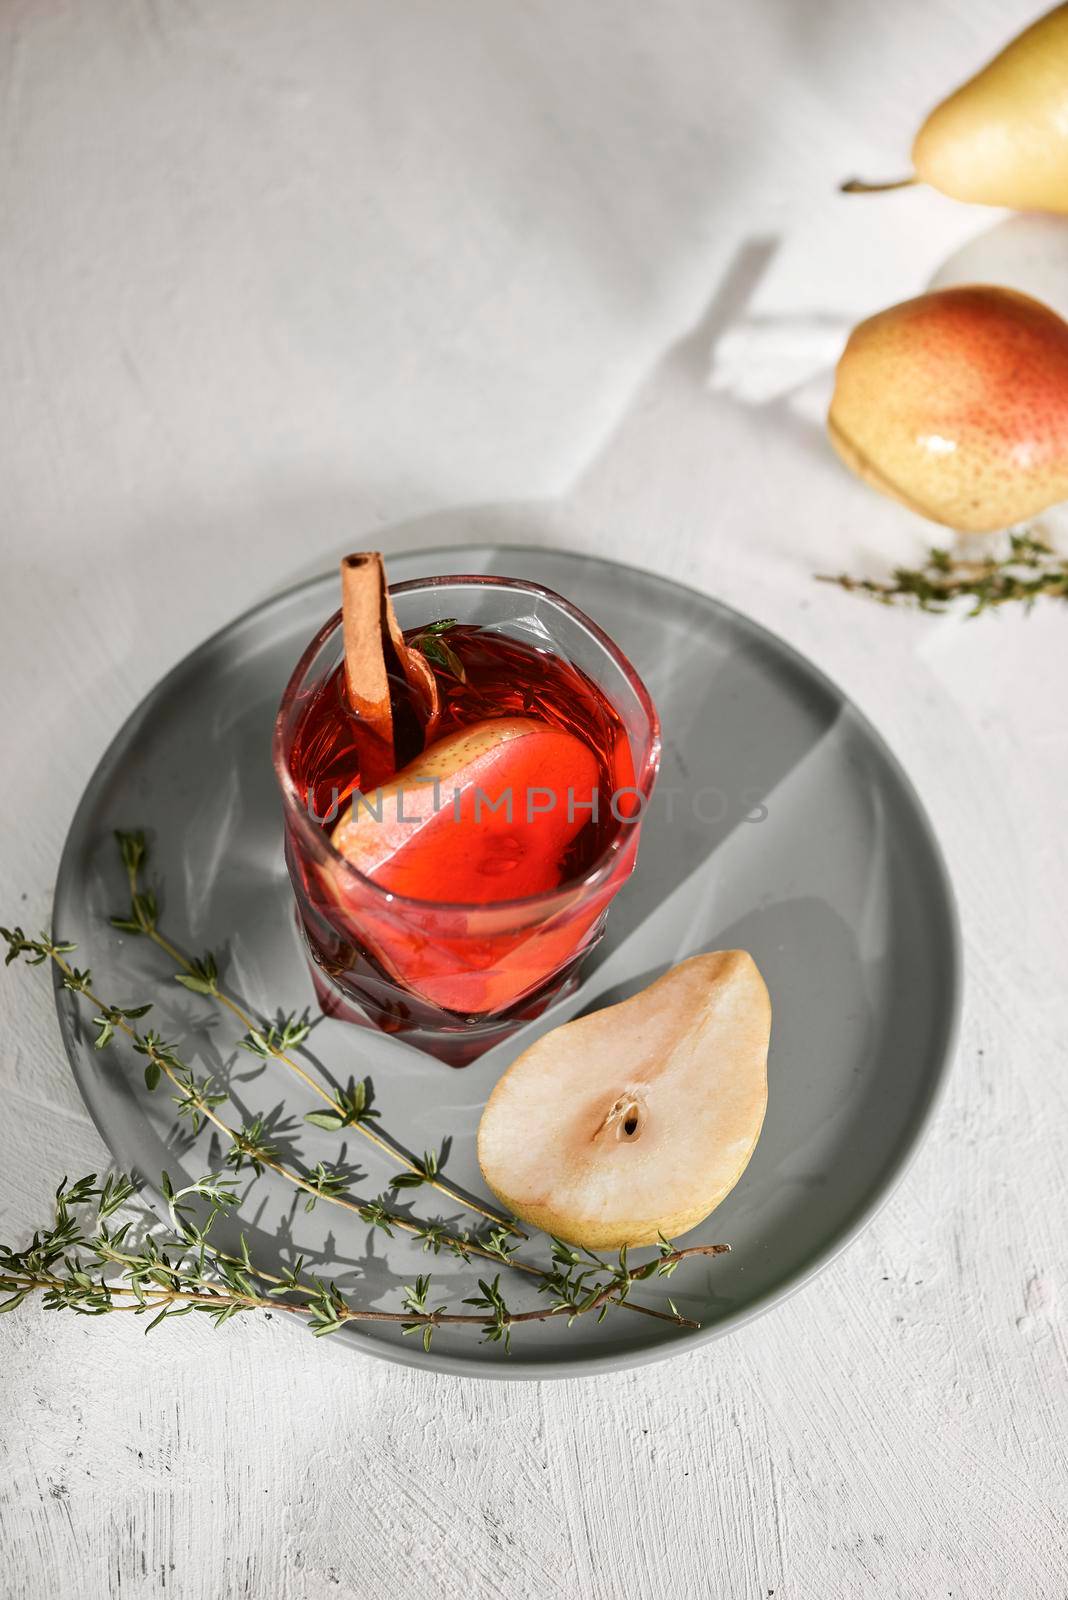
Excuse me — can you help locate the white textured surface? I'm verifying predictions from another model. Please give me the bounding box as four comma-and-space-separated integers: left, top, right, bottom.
2, 2, 1067, 1595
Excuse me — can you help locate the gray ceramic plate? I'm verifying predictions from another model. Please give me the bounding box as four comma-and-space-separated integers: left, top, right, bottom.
53, 545, 961, 1379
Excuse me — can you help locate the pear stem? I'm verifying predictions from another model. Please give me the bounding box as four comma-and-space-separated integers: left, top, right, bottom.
840, 174, 918, 195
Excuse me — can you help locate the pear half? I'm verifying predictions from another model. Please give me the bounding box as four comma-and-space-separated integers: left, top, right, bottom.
477, 951, 771, 1249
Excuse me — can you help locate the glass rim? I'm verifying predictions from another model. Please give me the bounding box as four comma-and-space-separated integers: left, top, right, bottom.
271, 572, 662, 914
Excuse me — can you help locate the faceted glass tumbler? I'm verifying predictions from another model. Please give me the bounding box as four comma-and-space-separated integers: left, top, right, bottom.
273, 575, 660, 1065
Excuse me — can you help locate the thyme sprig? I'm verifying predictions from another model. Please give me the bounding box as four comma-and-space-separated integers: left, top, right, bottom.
109, 831, 516, 1233
817, 532, 1068, 615
2, 928, 519, 1272
2, 827, 735, 1353
4, 923, 725, 1334
0, 1167, 725, 1349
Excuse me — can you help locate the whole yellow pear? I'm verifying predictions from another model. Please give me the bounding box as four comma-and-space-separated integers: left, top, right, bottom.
828, 285, 1068, 533
913, 4, 1068, 210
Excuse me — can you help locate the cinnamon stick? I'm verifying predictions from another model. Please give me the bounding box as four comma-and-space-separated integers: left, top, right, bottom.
340, 552, 439, 789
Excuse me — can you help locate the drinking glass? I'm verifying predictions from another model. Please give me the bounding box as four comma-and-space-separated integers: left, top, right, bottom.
273, 575, 660, 1065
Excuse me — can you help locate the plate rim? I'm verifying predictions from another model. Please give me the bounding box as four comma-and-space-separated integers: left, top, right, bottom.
52, 541, 963, 1381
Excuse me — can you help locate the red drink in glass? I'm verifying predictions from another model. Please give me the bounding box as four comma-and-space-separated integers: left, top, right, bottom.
273, 576, 659, 1065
